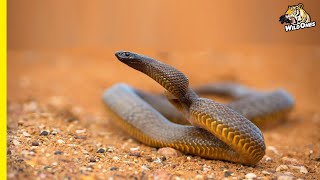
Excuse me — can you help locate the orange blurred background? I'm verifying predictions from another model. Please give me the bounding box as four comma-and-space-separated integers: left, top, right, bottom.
8, 0, 320, 50
7, 0, 320, 114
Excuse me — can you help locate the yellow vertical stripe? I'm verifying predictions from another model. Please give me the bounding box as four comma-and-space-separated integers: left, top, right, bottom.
0, 0, 7, 178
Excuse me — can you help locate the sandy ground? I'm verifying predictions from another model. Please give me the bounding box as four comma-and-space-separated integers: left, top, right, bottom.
7, 45, 320, 179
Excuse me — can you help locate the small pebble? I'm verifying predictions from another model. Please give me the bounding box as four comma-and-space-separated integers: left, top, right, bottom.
39, 173, 46, 179
153, 158, 162, 164
202, 167, 210, 173
38, 124, 45, 129
130, 147, 139, 151
54, 151, 63, 155
276, 165, 289, 172
207, 175, 214, 179
57, 139, 65, 144
261, 170, 271, 175
195, 175, 204, 179
145, 156, 153, 162
160, 156, 167, 161
224, 171, 233, 177
17, 121, 24, 126
51, 130, 58, 135
40, 131, 49, 136
74, 135, 87, 140
289, 165, 308, 174
96, 148, 106, 153
21, 150, 29, 156
276, 174, 294, 180
13, 140, 20, 146
141, 165, 150, 171
81, 149, 89, 154
75, 129, 86, 134
153, 169, 172, 180
107, 147, 114, 152
265, 156, 272, 162
299, 166, 308, 174
129, 151, 141, 157
112, 156, 120, 161
86, 167, 93, 172
23, 132, 31, 137
245, 173, 257, 179
281, 156, 300, 165
157, 147, 182, 158
110, 167, 118, 171
89, 157, 96, 162
173, 176, 181, 180
31, 141, 39, 146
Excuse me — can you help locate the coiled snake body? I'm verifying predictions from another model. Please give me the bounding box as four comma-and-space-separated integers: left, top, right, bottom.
103, 51, 294, 165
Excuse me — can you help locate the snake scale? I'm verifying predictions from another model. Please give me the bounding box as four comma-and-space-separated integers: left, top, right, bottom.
103, 51, 294, 165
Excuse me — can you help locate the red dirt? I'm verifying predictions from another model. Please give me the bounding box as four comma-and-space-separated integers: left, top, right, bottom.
7, 45, 320, 179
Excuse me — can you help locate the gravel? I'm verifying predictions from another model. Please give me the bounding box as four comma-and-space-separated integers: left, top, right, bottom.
40, 130, 49, 136
110, 167, 118, 171
245, 173, 257, 179
54, 151, 63, 155
157, 147, 182, 158
276, 165, 289, 172
96, 148, 106, 153
31, 141, 40, 146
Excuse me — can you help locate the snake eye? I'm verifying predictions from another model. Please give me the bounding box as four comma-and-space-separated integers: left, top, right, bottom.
124, 52, 130, 57
115, 51, 135, 60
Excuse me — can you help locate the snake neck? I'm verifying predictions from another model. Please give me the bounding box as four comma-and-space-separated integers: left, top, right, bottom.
165, 88, 199, 118
179, 88, 199, 108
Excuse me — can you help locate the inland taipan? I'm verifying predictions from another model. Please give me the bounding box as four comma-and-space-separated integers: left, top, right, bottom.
103, 51, 294, 165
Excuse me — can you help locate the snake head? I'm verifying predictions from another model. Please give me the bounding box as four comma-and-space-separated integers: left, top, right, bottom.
115, 51, 136, 60
115, 51, 144, 65
115, 51, 155, 72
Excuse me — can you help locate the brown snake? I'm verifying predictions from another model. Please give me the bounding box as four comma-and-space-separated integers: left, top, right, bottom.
103, 51, 294, 165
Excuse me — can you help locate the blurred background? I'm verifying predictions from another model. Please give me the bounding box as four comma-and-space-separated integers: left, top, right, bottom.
8, 0, 320, 50
7, 0, 320, 114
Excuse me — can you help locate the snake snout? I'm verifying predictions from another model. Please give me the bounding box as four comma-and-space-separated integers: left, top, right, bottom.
116, 51, 160, 74
115, 51, 146, 69
115, 51, 136, 60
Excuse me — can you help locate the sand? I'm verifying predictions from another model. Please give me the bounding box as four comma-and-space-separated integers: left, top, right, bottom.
7, 46, 320, 179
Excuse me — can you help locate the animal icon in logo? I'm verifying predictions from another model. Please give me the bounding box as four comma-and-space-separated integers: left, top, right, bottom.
279, 3, 311, 25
